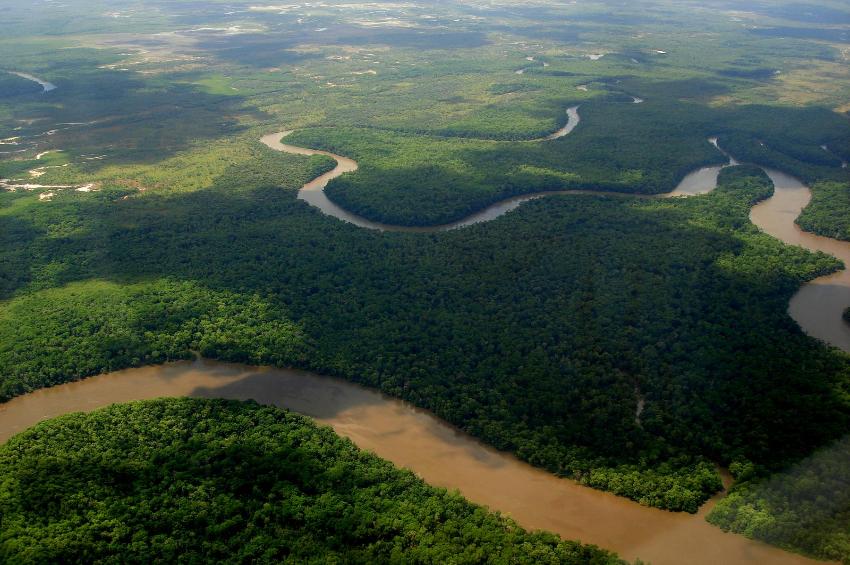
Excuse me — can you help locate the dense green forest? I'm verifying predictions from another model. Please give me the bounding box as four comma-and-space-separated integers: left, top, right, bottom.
0, 398, 621, 564
798, 181, 850, 241
708, 435, 850, 564
0, 279, 311, 400
3, 0, 850, 558
0, 72, 43, 98
292, 102, 850, 226
3, 150, 849, 513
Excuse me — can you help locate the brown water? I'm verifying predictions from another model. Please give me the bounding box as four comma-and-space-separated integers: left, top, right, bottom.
263, 126, 850, 350
751, 169, 850, 353
0, 358, 826, 565
261, 128, 731, 231
2, 128, 843, 563
259, 107, 581, 232
669, 137, 738, 197
262, 107, 700, 235
541, 106, 581, 140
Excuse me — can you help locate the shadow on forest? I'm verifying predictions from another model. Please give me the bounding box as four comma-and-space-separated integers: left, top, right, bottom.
2, 163, 849, 474
289, 84, 850, 225
187, 365, 514, 469
8, 62, 268, 165
192, 34, 323, 68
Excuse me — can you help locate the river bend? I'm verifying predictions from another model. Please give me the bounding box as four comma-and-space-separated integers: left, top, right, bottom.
262, 125, 850, 354
0, 359, 827, 565
0, 116, 845, 565
259, 117, 725, 233
4, 70, 57, 93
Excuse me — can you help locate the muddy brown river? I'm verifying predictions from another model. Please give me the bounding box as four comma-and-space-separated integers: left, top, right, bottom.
0, 125, 844, 564
0, 359, 826, 565
262, 127, 850, 354
259, 119, 727, 232
751, 169, 850, 352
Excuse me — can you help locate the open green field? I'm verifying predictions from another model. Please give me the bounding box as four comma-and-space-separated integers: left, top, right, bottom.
2, 0, 850, 562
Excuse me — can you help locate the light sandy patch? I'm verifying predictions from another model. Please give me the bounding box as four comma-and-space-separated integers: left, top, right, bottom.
180, 26, 267, 35
29, 164, 69, 179
249, 4, 302, 12
351, 18, 417, 28
36, 149, 62, 160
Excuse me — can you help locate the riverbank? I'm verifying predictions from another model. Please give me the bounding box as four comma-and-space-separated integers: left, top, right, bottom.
0, 358, 828, 565
263, 130, 850, 354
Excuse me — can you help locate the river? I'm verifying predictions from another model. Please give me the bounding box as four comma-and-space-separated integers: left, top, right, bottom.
751, 169, 850, 352
0, 359, 826, 565
0, 119, 845, 565
261, 126, 850, 354
5, 70, 57, 93
260, 113, 724, 232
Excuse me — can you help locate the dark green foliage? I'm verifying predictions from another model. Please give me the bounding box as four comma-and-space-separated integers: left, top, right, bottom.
2, 160, 848, 511
708, 435, 850, 564
0, 398, 621, 564
0, 73, 43, 97
0, 280, 310, 401
290, 101, 850, 227
798, 181, 850, 241
296, 102, 725, 226
2, 0, 850, 535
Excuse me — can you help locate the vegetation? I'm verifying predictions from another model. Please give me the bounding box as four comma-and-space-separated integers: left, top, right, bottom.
0, 398, 621, 564
708, 435, 850, 564
798, 181, 850, 241
295, 103, 850, 226
0, 280, 310, 401
0, 72, 43, 98
2, 0, 850, 557
3, 157, 849, 513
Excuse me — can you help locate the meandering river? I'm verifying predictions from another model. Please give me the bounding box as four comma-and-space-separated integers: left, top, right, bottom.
0, 359, 826, 565
0, 114, 845, 565
259, 114, 726, 233
751, 169, 850, 352
261, 123, 850, 355
5, 70, 57, 93
258, 107, 582, 232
